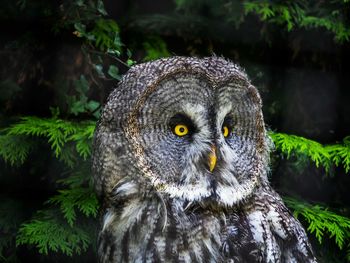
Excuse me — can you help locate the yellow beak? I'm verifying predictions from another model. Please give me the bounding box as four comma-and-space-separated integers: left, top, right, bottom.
208, 145, 217, 172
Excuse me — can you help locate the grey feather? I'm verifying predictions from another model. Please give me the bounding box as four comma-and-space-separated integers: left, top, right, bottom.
92, 56, 317, 263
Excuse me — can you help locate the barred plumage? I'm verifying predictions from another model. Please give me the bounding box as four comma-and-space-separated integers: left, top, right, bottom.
92, 56, 317, 262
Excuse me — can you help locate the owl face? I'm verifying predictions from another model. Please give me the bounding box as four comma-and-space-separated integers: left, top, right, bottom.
95, 57, 268, 207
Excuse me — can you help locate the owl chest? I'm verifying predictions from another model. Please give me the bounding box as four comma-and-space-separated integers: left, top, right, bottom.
99, 198, 264, 263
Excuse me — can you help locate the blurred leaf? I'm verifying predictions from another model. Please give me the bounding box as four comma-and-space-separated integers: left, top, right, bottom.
74, 75, 89, 94
73, 22, 86, 35
86, 101, 99, 112
94, 64, 104, 77
107, 65, 120, 80
70, 101, 86, 116
97, 0, 107, 15
127, 59, 135, 66
143, 36, 170, 61
0, 134, 34, 166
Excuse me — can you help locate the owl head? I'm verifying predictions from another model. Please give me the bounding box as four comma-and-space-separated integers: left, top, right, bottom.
93, 57, 270, 207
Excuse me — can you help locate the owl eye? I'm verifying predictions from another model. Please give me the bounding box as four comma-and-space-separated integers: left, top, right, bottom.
222, 126, 230, 137
174, 124, 189, 136
222, 116, 234, 138
169, 113, 196, 137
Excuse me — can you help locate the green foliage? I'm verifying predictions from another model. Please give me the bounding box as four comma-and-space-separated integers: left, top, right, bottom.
67, 75, 101, 119
143, 36, 171, 62
107, 65, 121, 80
62, 1, 134, 113
92, 19, 121, 52
15, 167, 99, 256
14, 165, 99, 257
0, 115, 99, 258
48, 174, 99, 227
270, 132, 350, 173
70, 123, 96, 160
52, 0, 108, 32
71, 13, 133, 96
74, 19, 122, 53
0, 116, 95, 162
270, 132, 350, 260
244, 2, 293, 31
326, 137, 350, 174
173, 0, 350, 43
16, 210, 91, 256
0, 134, 34, 166
243, 1, 350, 42
285, 197, 350, 251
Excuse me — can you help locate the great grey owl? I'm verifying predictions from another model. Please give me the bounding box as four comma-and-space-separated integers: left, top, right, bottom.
92, 56, 316, 262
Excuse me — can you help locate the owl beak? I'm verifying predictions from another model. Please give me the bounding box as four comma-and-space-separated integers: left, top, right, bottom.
208, 145, 217, 172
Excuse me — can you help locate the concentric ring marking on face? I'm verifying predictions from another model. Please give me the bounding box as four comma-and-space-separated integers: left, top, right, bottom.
124, 69, 265, 205
124, 70, 215, 191
138, 73, 214, 182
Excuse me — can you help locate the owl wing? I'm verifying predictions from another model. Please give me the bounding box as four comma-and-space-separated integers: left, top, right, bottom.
224, 186, 317, 263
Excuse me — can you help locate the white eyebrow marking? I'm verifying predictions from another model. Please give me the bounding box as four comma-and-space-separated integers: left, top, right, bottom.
216, 104, 232, 129
181, 103, 211, 141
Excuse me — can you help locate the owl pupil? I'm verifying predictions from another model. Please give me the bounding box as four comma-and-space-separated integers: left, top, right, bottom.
179, 127, 185, 133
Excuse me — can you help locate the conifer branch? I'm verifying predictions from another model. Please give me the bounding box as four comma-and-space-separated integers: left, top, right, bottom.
269, 132, 350, 173
16, 210, 91, 256
285, 197, 350, 250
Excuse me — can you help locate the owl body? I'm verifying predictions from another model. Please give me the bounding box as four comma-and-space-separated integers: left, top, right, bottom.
93, 57, 317, 262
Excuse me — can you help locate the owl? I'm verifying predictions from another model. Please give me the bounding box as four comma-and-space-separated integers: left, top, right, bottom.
92, 56, 317, 263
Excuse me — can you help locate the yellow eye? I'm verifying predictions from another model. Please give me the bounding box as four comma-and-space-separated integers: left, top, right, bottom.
174, 124, 189, 136
222, 126, 230, 137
